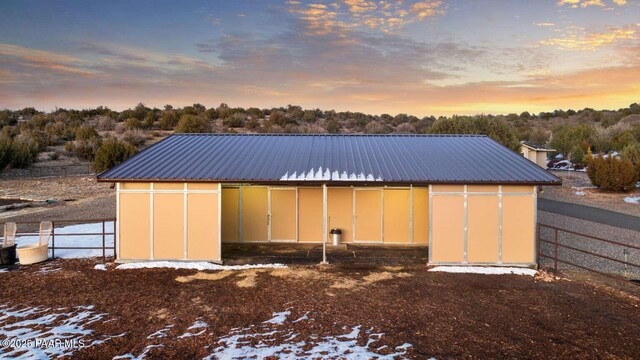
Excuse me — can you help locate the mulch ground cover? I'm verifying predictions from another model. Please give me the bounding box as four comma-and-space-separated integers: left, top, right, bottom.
1, 259, 639, 359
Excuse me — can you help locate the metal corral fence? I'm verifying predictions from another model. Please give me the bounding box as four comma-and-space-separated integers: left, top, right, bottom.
1, 218, 116, 262
538, 223, 640, 282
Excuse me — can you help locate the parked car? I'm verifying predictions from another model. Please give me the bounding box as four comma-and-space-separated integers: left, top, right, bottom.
547, 159, 564, 168
552, 160, 573, 170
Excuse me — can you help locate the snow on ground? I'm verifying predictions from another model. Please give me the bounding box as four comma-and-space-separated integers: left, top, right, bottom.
177, 320, 208, 339
146, 324, 174, 340
113, 344, 164, 360
93, 264, 107, 271
575, 191, 586, 196
624, 196, 640, 204
15, 222, 114, 259
0, 304, 121, 359
205, 309, 414, 359
115, 261, 287, 271
429, 266, 537, 276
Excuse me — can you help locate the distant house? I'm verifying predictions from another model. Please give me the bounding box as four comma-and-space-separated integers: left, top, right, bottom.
98, 134, 560, 267
520, 142, 555, 168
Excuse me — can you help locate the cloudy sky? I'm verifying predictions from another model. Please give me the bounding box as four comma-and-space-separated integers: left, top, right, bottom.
0, 0, 638, 116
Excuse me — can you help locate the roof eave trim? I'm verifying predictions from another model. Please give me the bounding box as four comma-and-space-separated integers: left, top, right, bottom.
97, 178, 562, 186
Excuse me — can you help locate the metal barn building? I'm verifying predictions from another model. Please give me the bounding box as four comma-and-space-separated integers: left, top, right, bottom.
97, 134, 561, 267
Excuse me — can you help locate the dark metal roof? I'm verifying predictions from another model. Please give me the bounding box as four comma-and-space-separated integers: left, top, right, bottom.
97, 134, 561, 185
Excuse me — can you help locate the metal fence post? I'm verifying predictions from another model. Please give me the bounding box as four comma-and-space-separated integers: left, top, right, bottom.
553, 228, 558, 272
102, 220, 106, 262
51, 221, 55, 259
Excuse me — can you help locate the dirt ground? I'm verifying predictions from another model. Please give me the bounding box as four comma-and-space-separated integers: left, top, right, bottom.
0, 156, 116, 224
1, 259, 639, 359
541, 170, 640, 216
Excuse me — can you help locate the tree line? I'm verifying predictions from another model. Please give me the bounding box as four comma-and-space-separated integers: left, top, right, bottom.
1, 102, 639, 178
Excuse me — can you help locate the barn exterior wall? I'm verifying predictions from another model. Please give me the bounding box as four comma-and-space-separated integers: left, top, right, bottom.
116, 182, 221, 263
429, 184, 537, 266
116, 182, 536, 266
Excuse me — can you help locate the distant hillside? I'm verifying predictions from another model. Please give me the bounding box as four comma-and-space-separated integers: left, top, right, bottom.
1, 102, 639, 173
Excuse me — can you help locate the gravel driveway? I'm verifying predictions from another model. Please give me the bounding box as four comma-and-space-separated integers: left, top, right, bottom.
538, 211, 640, 279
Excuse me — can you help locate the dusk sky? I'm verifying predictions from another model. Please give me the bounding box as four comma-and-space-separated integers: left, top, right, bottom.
1, 0, 638, 116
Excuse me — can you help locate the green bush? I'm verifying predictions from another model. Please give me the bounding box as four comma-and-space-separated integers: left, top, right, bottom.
0, 138, 13, 171
76, 126, 99, 141
175, 115, 209, 133
10, 139, 39, 168
222, 113, 245, 128
124, 117, 144, 130
429, 115, 520, 151
159, 111, 179, 130
586, 154, 638, 192
93, 139, 137, 173
570, 145, 585, 165
621, 143, 640, 178
75, 139, 101, 161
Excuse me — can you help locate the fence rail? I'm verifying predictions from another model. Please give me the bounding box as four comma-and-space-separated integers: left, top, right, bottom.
1, 218, 116, 262
537, 223, 640, 282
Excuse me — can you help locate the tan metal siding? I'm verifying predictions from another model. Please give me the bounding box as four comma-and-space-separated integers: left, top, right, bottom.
467, 185, 499, 193
188, 183, 218, 190
270, 189, 297, 241
431, 195, 465, 262
119, 192, 151, 259
221, 188, 239, 242
298, 188, 323, 242
432, 185, 464, 193
154, 182, 183, 190
413, 187, 429, 244
502, 196, 535, 263
187, 193, 220, 260
355, 190, 382, 242
241, 187, 268, 241
467, 195, 499, 263
121, 183, 149, 190
383, 189, 410, 243
327, 188, 354, 243
153, 193, 184, 259
503, 185, 534, 193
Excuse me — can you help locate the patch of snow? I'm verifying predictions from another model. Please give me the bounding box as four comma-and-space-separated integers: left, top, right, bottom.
429, 266, 537, 276
0, 304, 117, 359
177, 320, 208, 339
624, 196, 640, 204
147, 324, 174, 340
37, 265, 62, 274
205, 309, 414, 359
280, 167, 383, 182
115, 261, 287, 271
263, 310, 291, 325
0, 268, 7, 273
15, 222, 114, 259
575, 191, 586, 196
113, 344, 164, 360
94, 264, 107, 271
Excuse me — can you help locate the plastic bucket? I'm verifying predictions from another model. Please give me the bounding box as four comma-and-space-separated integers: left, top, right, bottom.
0, 245, 17, 265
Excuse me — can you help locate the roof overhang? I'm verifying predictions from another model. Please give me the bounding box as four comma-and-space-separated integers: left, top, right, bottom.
98, 178, 562, 186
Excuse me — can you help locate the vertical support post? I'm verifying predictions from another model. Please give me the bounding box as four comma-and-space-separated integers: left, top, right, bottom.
51, 221, 55, 259
102, 220, 106, 262
463, 185, 468, 263
553, 228, 559, 272
114, 218, 117, 260
536, 222, 541, 267
322, 184, 328, 264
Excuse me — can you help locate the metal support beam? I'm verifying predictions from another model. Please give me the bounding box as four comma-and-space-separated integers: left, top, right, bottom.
321, 184, 328, 264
